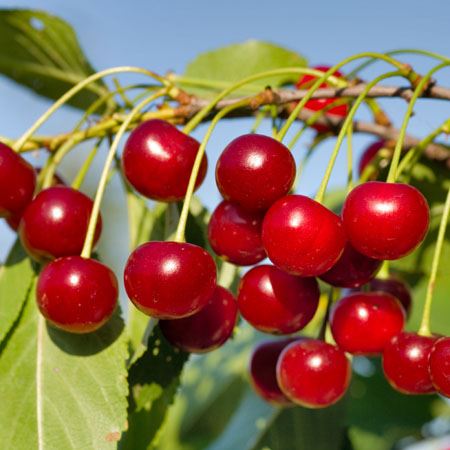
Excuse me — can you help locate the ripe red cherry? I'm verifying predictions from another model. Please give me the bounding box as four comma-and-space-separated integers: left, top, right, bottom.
19, 186, 102, 261
296, 65, 348, 133
368, 277, 412, 315
0, 142, 36, 218
122, 119, 207, 202
382, 332, 437, 394
277, 339, 351, 408
429, 337, 450, 397
36, 256, 118, 333
215, 134, 295, 211
342, 182, 430, 260
319, 243, 382, 288
330, 292, 405, 355
358, 140, 385, 176
249, 339, 299, 406
124, 241, 216, 319
262, 195, 346, 276
159, 286, 237, 353
207, 200, 266, 266
237, 264, 319, 334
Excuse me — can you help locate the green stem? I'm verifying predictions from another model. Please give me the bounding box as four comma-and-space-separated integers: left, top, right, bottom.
13, 66, 172, 152
346, 123, 354, 192
315, 71, 402, 203
378, 261, 390, 279
174, 98, 251, 243
80, 89, 167, 258
250, 107, 268, 133
386, 61, 450, 183
71, 139, 104, 190
418, 185, 450, 336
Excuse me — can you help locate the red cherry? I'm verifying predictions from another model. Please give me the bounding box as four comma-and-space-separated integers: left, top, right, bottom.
429, 337, 450, 397
330, 292, 405, 355
368, 277, 412, 315
19, 186, 102, 261
262, 195, 346, 276
319, 243, 382, 288
122, 119, 207, 202
215, 134, 296, 211
159, 286, 237, 353
207, 200, 266, 266
358, 140, 385, 176
382, 332, 437, 394
237, 264, 319, 334
276, 339, 351, 408
124, 241, 216, 319
296, 65, 348, 133
0, 142, 36, 218
249, 339, 299, 406
342, 182, 430, 260
36, 256, 118, 333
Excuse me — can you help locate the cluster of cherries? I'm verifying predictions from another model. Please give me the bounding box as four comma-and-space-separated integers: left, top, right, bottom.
0, 66, 448, 410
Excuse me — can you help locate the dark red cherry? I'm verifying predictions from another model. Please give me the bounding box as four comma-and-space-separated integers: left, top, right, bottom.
207, 200, 266, 266
237, 264, 319, 334
382, 332, 437, 394
342, 182, 430, 260
19, 186, 102, 261
36, 256, 118, 333
330, 292, 405, 355
277, 339, 351, 408
296, 65, 348, 133
429, 337, 450, 397
122, 119, 207, 202
368, 277, 412, 315
0, 142, 36, 218
215, 134, 295, 211
159, 286, 237, 353
124, 241, 216, 319
262, 195, 346, 276
319, 243, 382, 288
249, 339, 299, 406
358, 140, 385, 176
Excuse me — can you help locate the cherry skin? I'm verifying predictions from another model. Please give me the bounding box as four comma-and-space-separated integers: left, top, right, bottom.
429, 337, 450, 397
330, 292, 405, 355
276, 339, 351, 408
237, 264, 320, 334
262, 195, 346, 276
382, 332, 438, 394
36, 256, 118, 333
368, 276, 412, 316
19, 186, 102, 261
0, 142, 36, 218
122, 119, 207, 202
159, 286, 237, 353
342, 182, 430, 260
319, 243, 382, 288
207, 200, 266, 266
215, 134, 296, 211
296, 65, 349, 133
358, 140, 385, 176
249, 338, 299, 406
124, 241, 216, 319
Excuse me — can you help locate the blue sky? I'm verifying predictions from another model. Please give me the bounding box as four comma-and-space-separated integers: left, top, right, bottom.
1, 0, 449, 265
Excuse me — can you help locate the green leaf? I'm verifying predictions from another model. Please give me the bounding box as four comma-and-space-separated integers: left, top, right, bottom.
182, 40, 307, 97
0, 240, 34, 346
0, 282, 128, 449
0, 9, 108, 109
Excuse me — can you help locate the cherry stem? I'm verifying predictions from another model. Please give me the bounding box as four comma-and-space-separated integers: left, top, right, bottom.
346, 124, 354, 192
378, 260, 390, 279
276, 52, 411, 142
71, 139, 104, 190
80, 89, 168, 258
315, 71, 402, 204
318, 288, 339, 341
386, 61, 450, 183
418, 184, 450, 337
174, 98, 252, 243
13, 66, 173, 152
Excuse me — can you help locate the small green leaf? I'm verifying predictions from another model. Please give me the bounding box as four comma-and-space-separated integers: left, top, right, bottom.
0, 9, 108, 109
182, 40, 307, 97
